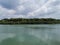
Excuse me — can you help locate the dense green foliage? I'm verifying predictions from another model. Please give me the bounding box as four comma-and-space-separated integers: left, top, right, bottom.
0, 18, 60, 24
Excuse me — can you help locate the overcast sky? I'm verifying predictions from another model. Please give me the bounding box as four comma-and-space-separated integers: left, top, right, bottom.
0, 0, 60, 19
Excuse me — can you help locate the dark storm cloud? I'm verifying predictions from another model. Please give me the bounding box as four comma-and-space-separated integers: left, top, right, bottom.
0, 0, 19, 9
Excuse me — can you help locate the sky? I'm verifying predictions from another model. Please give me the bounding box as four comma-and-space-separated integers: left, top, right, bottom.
0, 0, 60, 19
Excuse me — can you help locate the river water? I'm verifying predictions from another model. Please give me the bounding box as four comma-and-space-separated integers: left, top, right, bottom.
0, 24, 60, 45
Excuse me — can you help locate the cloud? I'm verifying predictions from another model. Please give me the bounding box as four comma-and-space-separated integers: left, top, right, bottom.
27, 0, 60, 18
0, 5, 16, 19
0, 0, 19, 9
0, 5, 15, 15
0, 0, 60, 19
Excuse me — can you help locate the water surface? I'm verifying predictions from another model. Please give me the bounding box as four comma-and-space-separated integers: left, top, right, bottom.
0, 24, 60, 45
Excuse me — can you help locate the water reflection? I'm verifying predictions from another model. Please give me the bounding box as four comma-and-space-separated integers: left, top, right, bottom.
0, 25, 60, 45
25, 26, 54, 29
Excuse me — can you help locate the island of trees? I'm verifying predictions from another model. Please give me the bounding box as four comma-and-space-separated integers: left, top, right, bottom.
0, 18, 60, 24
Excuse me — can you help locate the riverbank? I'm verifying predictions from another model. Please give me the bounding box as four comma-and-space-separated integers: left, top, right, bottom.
0, 18, 60, 24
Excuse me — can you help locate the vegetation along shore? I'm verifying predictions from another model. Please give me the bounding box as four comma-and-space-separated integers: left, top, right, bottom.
0, 18, 60, 24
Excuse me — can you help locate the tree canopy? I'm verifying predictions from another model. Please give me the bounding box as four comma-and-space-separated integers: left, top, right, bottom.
0, 18, 60, 24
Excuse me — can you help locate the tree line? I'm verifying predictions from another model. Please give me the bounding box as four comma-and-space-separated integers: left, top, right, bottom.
0, 18, 60, 24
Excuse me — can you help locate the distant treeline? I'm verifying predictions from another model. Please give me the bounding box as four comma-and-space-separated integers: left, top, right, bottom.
0, 18, 60, 24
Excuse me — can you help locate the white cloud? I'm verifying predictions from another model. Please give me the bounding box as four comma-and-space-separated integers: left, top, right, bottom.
0, 5, 16, 19
0, 0, 60, 19
0, 5, 16, 15
27, 0, 60, 19
17, 5, 25, 11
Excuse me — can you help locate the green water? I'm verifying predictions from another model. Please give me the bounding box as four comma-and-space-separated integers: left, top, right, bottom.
0, 24, 60, 45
